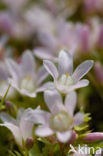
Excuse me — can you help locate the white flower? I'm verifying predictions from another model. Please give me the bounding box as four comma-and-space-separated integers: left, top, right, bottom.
25, 90, 84, 143
43, 50, 94, 94
0, 108, 34, 147
6, 50, 48, 97
0, 61, 15, 98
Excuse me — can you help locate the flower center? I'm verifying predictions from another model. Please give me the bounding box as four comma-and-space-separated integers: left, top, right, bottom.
50, 111, 73, 132
58, 72, 74, 86
20, 76, 35, 92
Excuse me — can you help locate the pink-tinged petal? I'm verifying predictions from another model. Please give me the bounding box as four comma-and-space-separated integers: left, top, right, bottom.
84, 132, 103, 142
65, 91, 77, 116
58, 50, 73, 75
5, 59, 21, 81
20, 113, 34, 141
44, 90, 65, 113
35, 125, 54, 137
0, 123, 22, 146
68, 79, 89, 92
43, 60, 59, 80
56, 130, 72, 143
72, 60, 94, 82
74, 112, 84, 126
36, 66, 48, 85
36, 82, 54, 93
21, 50, 36, 75
24, 108, 50, 125
34, 47, 54, 60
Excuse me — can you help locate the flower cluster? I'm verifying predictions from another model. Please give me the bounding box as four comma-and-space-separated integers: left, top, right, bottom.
0, 0, 103, 155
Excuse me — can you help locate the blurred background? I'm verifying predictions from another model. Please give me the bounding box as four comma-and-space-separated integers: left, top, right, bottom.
0, 0, 103, 155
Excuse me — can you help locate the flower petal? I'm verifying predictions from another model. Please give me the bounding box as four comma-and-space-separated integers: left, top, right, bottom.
0, 123, 22, 146
34, 47, 54, 60
58, 50, 73, 75
43, 60, 58, 80
36, 82, 54, 93
74, 112, 84, 125
21, 50, 36, 76
5, 59, 21, 81
0, 112, 17, 125
56, 130, 72, 143
72, 60, 94, 82
36, 66, 48, 85
24, 108, 50, 125
68, 79, 89, 92
35, 125, 54, 137
65, 91, 77, 116
20, 110, 34, 141
44, 90, 64, 113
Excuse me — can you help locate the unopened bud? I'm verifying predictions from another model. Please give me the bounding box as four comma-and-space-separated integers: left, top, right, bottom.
67, 131, 77, 144
84, 132, 103, 142
5, 101, 17, 115
97, 24, 103, 48
94, 62, 103, 84
25, 137, 34, 150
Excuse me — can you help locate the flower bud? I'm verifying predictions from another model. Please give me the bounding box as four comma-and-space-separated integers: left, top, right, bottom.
97, 24, 103, 48
67, 131, 77, 144
25, 137, 34, 150
94, 62, 103, 83
84, 132, 103, 142
5, 101, 17, 115
79, 26, 91, 52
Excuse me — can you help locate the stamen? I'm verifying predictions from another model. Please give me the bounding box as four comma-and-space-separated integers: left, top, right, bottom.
66, 72, 69, 77
26, 75, 31, 81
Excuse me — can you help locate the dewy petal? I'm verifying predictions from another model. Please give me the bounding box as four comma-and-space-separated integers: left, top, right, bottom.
58, 50, 73, 75
44, 90, 65, 113
20, 111, 34, 141
72, 60, 94, 82
68, 79, 89, 92
5, 59, 21, 81
21, 50, 36, 75
35, 125, 54, 137
56, 130, 72, 143
34, 47, 54, 60
0, 123, 22, 146
43, 60, 59, 80
36, 66, 48, 85
74, 112, 84, 126
65, 91, 77, 116
24, 108, 50, 125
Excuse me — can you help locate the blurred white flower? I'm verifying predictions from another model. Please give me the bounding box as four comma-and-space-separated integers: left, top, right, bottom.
34, 21, 77, 61
0, 108, 34, 147
25, 90, 84, 143
43, 50, 94, 94
6, 50, 48, 97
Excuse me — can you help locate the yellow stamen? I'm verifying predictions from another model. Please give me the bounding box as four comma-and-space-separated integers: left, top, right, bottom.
66, 72, 69, 77
57, 115, 61, 120
26, 75, 31, 81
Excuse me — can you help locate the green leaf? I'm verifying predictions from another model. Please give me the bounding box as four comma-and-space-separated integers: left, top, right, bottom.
29, 144, 42, 156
